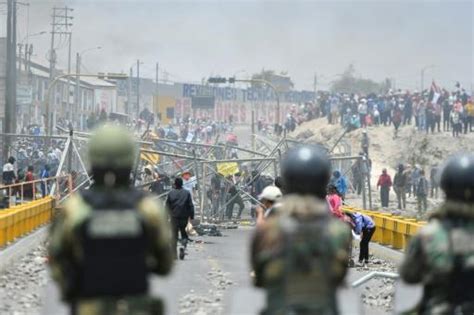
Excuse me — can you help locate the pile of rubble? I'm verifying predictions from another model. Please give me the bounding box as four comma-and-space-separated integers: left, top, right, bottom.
0, 243, 49, 315
178, 267, 234, 315
351, 245, 398, 313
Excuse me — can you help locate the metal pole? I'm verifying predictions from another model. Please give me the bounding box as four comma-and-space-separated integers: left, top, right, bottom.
48, 8, 56, 135
351, 272, 399, 288
67, 129, 73, 173
251, 110, 255, 154
67, 33, 72, 123
361, 157, 367, 210
192, 150, 202, 218
136, 59, 140, 118
128, 67, 133, 116
75, 53, 80, 130
4, 0, 14, 161
201, 160, 207, 222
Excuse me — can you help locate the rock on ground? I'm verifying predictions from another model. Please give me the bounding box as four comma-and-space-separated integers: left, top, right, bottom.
0, 243, 49, 315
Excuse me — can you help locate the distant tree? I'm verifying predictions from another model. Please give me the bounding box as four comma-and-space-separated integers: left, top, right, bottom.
251, 69, 294, 92
330, 64, 387, 94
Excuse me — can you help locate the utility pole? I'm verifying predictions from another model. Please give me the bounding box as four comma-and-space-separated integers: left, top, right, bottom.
136, 59, 140, 118
4, 0, 17, 160
17, 44, 22, 73
75, 52, 81, 129
313, 73, 317, 104
67, 32, 72, 123
46, 6, 73, 135
127, 67, 133, 116
65, 8, 73, 125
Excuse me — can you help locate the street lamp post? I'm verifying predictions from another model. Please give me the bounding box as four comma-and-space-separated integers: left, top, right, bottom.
74, 46, 101, 130
128, 60, 143, 119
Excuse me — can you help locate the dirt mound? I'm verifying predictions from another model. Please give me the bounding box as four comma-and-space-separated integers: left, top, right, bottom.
292, 118, 474, 175
290, 118, 474, 217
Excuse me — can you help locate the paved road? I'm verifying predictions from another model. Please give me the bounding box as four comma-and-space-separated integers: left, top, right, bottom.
41, 226, 412, 315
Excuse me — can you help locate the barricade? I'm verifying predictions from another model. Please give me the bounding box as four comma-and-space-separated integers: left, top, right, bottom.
342, 206, 426, 250
0, 175, 71, 248
0, 197, 54, 247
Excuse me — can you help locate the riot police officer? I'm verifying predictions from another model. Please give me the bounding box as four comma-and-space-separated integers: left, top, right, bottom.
251, 144, 351, 315
400, 153, 474, 314
49, 125, 173, 315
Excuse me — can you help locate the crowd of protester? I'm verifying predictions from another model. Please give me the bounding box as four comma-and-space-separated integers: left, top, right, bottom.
271, 84, 473, 138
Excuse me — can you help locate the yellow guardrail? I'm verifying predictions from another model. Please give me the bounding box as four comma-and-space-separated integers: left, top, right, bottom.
0, 197, 55, 248
342, 206, 426, 250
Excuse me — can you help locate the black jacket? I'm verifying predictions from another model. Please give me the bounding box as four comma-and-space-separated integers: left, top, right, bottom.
166, 188, 194, 219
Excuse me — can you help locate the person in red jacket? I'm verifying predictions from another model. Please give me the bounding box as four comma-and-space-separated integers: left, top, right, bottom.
326, 184, 343, 219
377, 168, 392, 208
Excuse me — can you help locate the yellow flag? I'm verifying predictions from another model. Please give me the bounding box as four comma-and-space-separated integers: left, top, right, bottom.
217, 162, 239, 177
141, 152, 160, 165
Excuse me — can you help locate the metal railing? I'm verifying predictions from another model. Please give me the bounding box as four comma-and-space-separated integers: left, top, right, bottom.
0, 175, 72, 208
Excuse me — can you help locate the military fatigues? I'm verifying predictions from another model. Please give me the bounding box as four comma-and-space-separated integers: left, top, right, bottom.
251, 195, 351, 315
49, 188, 173, 315
399, 201, 474, 314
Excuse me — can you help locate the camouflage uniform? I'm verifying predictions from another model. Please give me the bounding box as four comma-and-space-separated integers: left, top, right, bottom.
48, 125, 173, 315
399, 201, 474, 314
251, 195, 351, 315
49, 188, 173, 315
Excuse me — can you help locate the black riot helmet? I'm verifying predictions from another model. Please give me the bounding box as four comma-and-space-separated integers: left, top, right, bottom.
281, 144, 331, 199
440, 153, 474, 202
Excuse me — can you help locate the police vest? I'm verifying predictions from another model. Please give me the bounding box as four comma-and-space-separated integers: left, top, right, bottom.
275, 215, 338, 312
445, 220, 474, 306
75, 189, 149, 298
424, 219, 474, 311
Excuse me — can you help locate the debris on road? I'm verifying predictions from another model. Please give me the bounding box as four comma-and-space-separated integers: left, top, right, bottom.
0, 243, 49, 315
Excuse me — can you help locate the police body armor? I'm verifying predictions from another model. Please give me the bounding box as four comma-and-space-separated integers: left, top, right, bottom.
265, 215, 338, 315
74, 189, 149, 298
421, 219, 474, 314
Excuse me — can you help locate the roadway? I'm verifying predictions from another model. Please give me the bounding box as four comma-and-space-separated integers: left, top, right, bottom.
40, 226, 416, 315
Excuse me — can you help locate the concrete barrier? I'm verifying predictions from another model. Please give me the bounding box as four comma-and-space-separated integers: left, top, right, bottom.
0, 197, 55, 248
343, 205, 426, 251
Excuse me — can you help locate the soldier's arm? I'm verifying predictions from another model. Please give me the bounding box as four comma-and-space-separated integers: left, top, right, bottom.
48, 211, 73, 300
250, 220, 282, 288
48, 196, 87, 301
138, 197, 174, 275
399, 234, 424, 284
330, 221, 352, 285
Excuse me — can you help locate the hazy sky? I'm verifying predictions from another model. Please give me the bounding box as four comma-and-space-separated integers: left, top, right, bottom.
5, 0, 474, 91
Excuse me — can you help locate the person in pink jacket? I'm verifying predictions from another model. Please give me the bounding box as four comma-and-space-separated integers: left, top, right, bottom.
326, 184, 343, 219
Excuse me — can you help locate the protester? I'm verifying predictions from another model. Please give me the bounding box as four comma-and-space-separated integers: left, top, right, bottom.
346, 211, 376, 266
361, 130, 369, 156
377, 168, 392, 208
450, 106, 462, 137
326, 184, 343, 219
2, 156, 16, 185
225, 174, 245, 220
255, 185, 282, 226
23, 166, 35, 200
331, 170, 348, 199
416, 170, 429, 214
40, 165, 50, 197
166, 177, 194, 258
393, 164, 407, 210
